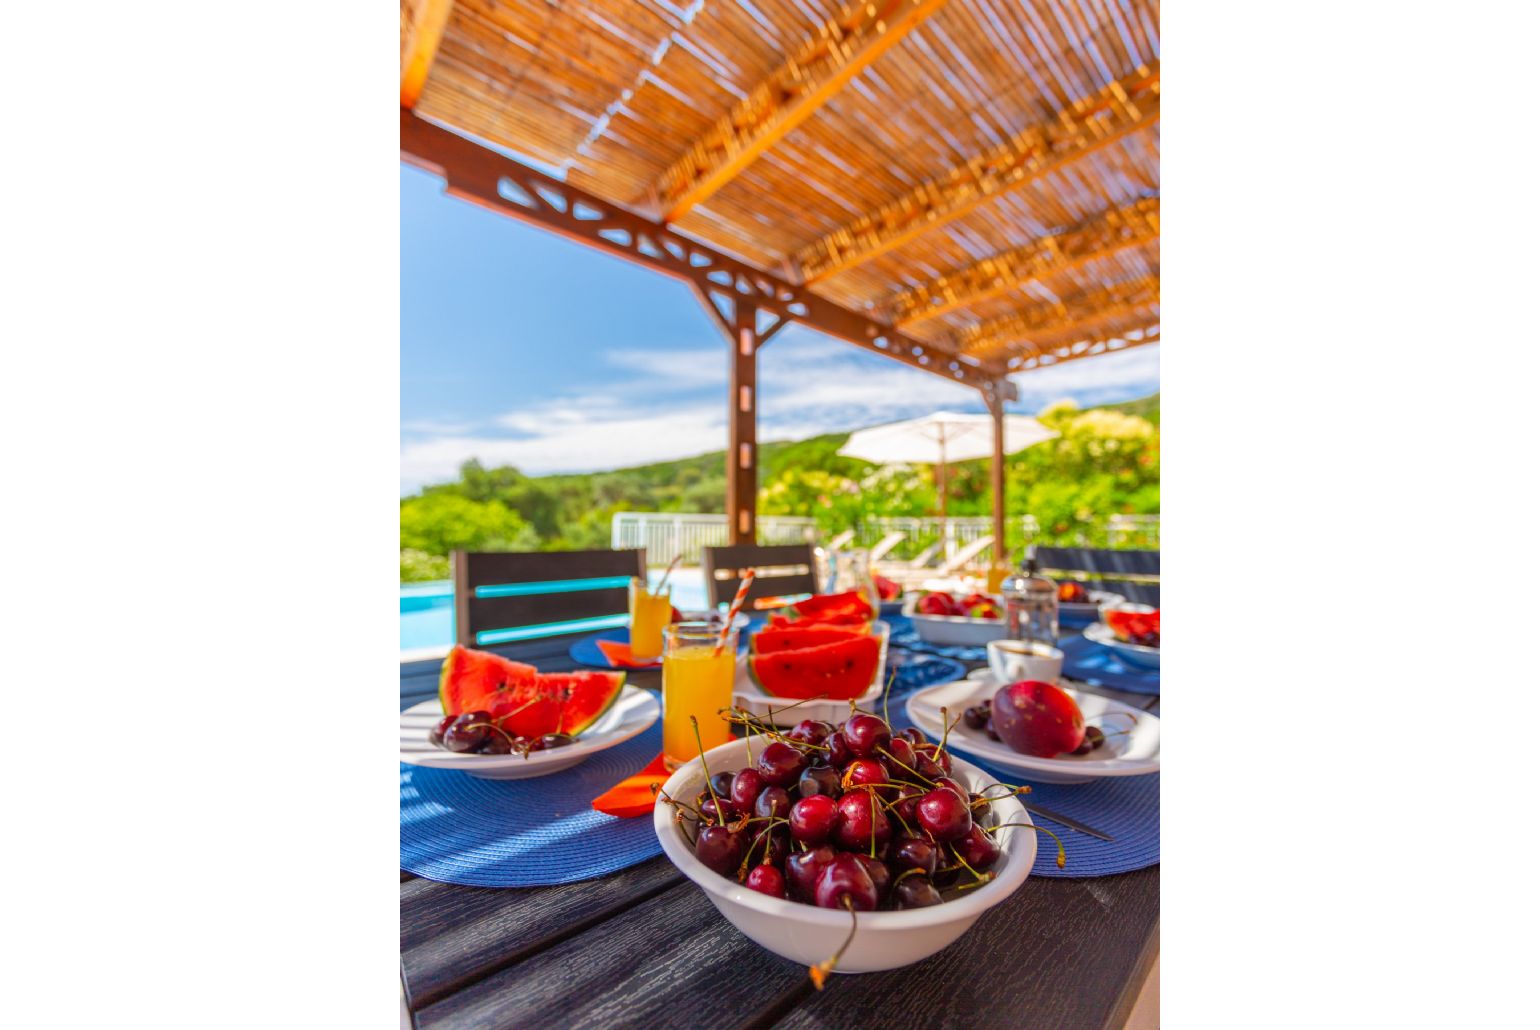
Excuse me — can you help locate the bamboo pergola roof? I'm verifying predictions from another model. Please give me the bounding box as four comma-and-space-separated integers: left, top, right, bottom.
401, 0, 1158, 378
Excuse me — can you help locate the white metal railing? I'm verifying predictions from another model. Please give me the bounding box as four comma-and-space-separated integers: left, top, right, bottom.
1107, 514, 1161, 547
610, 512, 1046, 565
610, 512, 818, 565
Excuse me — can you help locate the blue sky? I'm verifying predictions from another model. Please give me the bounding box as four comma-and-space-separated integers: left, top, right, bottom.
402, 164, 1159, 493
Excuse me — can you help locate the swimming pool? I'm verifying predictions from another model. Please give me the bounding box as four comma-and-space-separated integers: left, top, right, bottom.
400, 569, 711, 654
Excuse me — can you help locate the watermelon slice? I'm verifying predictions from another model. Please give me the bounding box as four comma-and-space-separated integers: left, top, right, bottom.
748, 634, 881, 701
535, 671, 628, 735
438, 647, 625, 739
792, 590, 874, 621
438, 645, 539, 716
751, 624, 866, 655
767, 611, 871, 630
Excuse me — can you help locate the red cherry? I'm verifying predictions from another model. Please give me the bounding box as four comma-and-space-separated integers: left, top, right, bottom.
786, 719, 833, 746
785, 844, 836, 901
892, 834, 940, 877
854, 854, 891, 903
757, 741, 807, 787
789, 794, 839, 844
953, 823, 1001, 871
834, 790, 893, 852
841, 714, 891, 757
754, 786, 792, 821
745, 864, 787, 899
825, 732, 853, 767
991, 680, 1086, 757
916, 788, 972, 841
934, 776, 969, 803
842, 758, 894, 801
882, 737, 918, 779
814, 852, 879, 911
695, 824, 748, 877
729, 768, 764, 813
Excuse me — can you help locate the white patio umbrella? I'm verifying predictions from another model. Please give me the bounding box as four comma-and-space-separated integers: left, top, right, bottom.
837, 410, 1057, 550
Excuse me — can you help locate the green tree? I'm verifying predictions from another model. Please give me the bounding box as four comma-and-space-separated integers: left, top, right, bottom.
400, 493, 539, 556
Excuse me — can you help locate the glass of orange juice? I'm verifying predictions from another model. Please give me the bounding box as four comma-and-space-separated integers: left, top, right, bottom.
662, 621, 738, 769
628, 577, 672, 660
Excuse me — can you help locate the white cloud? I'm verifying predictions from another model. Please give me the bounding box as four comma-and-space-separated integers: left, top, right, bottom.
401, 398, 726, 488
603, 348, 728, 388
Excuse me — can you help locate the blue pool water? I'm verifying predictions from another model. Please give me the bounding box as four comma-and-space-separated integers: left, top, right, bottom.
400, 569, 710, 653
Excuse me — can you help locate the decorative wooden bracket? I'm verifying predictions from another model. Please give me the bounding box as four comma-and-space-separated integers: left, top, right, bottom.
400, 110, 1009, 396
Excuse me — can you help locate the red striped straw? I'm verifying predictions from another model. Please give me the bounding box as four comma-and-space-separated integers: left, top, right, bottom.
715, 569, 755, 656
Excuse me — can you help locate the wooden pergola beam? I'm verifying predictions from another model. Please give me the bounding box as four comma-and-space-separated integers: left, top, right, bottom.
958, 275, 1160, 356
884, 196, 1158, 327
1002, 324, 1160, 373
657, 0, 948, 222
401, 0, 456, 109
400, 110, 1015, 398
795, 63, 1159, 283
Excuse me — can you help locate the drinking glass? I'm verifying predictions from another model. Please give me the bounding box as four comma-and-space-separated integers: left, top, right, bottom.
628, 577, 672, 660
828, 548, 880, 614
662, 621, 739, 769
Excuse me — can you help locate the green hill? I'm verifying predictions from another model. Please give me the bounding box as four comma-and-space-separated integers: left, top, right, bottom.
401, 394, 1159, 580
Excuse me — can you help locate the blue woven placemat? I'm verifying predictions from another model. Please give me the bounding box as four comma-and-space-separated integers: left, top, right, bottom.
400, 719, 665, 887
887, 650, 967, 694
886, 616, 991, 664
886, 706, 1159, 878
1058, 634, 1161, 696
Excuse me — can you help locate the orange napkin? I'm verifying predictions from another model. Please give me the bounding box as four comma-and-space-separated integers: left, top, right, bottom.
592, 753, 670, 818
596, 639, 662, 669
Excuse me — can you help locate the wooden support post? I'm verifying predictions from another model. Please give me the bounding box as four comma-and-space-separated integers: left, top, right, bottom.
728, 315, 758, 546
987, 388, 1007, 567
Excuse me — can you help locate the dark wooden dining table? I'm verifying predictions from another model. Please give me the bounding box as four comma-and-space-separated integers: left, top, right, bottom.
400, 628, 1159, 1030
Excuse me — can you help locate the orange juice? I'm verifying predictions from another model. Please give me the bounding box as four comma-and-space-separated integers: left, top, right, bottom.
628, 578, 673, 660
662, 623, 738, 769
986, 563, 1010, 593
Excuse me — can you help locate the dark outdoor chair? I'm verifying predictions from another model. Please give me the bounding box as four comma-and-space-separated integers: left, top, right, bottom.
451, 548, 646, 647
701, 544, 817, 609
1033, 546, 1160, 606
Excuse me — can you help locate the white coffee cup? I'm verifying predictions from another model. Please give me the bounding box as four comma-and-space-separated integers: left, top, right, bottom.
987, 638, 1064, 685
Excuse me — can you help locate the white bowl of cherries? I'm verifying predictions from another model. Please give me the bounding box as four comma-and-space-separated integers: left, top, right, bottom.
653, 715, 1042, 977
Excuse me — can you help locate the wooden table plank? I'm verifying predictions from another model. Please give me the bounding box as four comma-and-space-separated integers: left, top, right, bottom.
401, 857, 684, 1011
412, 879, 814, 1030
771, 868, 1160, 1030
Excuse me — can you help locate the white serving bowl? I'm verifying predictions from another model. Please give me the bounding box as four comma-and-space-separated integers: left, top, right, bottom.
901, 595, 1009, 647
654, 733, 1036, 974
731, 622, 890, 726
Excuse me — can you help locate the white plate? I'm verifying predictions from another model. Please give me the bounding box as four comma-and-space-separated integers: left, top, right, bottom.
399, 686, 659, 779
905, 676, 1159, 783
901, 595, 1009, 647
1084, 621, 1160, 669
731, 622, 890, 725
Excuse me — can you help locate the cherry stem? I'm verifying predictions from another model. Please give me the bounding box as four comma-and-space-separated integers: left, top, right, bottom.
876, 746, 939, 788
950, 846, 992, 888
808, 897, 859, 990
691, 716, 722, 812
881, 668, 897, 728
737, 818, 789, 880
988, 821, 1067, 869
